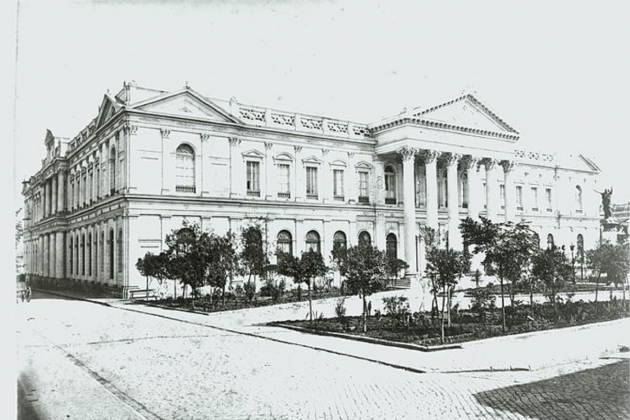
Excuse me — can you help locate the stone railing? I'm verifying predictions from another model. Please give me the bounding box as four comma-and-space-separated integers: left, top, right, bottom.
514, 149, 555, 164
237, 104, 372, 139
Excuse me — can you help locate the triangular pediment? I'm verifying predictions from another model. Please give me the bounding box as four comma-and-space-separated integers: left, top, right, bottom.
95, 95, 122, 129
415, 94, 518, 134
133, 89, 240, 123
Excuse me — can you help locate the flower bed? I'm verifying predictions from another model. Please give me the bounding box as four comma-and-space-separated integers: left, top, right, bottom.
271, 298, 630, 347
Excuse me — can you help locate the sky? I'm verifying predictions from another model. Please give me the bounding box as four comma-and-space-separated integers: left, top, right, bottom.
10, 0, 630, 206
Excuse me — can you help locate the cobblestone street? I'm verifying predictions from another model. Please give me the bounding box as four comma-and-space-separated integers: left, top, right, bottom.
17, 294, 630, 420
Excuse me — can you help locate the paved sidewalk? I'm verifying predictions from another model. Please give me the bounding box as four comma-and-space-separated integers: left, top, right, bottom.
38, 289, 630, 374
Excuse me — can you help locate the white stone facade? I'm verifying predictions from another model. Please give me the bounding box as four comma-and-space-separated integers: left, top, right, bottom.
22, 82, 602, 296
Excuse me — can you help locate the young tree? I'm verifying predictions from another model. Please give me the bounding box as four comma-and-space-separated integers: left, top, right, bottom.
338, 244, 390, 332
425, 247, 470, 343
586, 240, 616, 303
277, 250, 328, 322
532, 246, 573, 316
135, 252, 154, 299
202, 231, 239, 305
239, 224, 270, 289
164, 222, 206, 306
460, 217, 539, 332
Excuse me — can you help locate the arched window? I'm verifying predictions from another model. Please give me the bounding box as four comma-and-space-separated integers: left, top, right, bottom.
386, 233, 397, 259
358, 231, 371, 247
176, 227, 196, 254
305, 230, 321, 253
575, 185, 583, 212
533, 232, 540, 249
277, 230, 293, 256
109, 147, 116, 195
109, 229, 114, 280
69, 236, 73, 275
333, 231, 347, 251
547, 233, 555, 250
176, 144, 196, 193
118, 228, 123, 273
88, 233, 92, 276
74, 235, 79, 275
384, 165, 397, 204
93, 233, 98, 279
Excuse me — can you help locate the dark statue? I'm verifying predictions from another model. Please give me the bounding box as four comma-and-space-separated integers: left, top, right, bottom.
600, 188, 613, 219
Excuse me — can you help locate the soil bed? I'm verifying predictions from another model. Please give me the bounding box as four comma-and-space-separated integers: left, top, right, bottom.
272, 299, 630, 347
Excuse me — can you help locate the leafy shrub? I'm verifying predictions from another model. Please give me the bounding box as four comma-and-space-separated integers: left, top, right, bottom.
382, 296, 411, 321
335, 297, 347, 319
470, 287, 496, 322
244, 281, 256, 303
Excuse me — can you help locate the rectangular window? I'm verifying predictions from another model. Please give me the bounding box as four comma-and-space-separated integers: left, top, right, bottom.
278, 164, 290, 198
358, 171, 369, 203
333, 169, 344, 200
516, 186, 523, 210
531, 186, 539, 211
546, 188, 553, 212
306, 167, 318, 198
246, 161, 260, 197
500, 184, 506, 209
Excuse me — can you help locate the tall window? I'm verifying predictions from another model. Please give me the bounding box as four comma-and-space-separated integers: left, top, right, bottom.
531, 186, 539, 211
575, 185, 583, 213
96, 167, 100, 198
547, 233, 554, 249
546, 188, 553, 212
75, 236, 79, 275
358, 231, 371, 247
333, 231, 347, 251
118, 228, 123, 273
246, 161, 260, 196
94, 234, 98, 279
461, 173, 469, 208
81, 234, 85, 276
88, 233, 92, 276
277, 164, 290, 198
88, 171, 93, 203
306, 167, 318, 199
333, 169, 344, 200
358, 171, 369, 203
109, 147, 116, 195
384, 166, 396, 204
386, 233, 397, 259
438, 172, 447, 208
417, 173, 427, 207
500, 184, 506, 210
69, 237, 73, 275
516, 186, 523, 210
533, 232, 540, 248
109, 229, 114, 280
276, 230, 293, 255
100, 232, 104, 274
175, 144, 196, 193
305, 230, 320, 253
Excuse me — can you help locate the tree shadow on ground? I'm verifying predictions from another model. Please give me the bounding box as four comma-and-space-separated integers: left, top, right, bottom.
474, 360, 629, 420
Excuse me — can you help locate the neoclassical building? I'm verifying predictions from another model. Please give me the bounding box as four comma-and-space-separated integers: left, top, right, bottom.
22, 82, 602, 296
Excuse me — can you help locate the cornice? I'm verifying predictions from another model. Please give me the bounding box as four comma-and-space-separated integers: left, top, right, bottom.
370, 117, 519, 141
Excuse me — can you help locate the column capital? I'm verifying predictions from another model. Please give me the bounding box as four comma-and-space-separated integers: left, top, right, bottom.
200, 133, 211, 142
482, 157, 499, 170
398, 146, 417, 162
500, 160, 516, 173
461, 155, 481, 170
229, 137, 241, 146
443, 152, 462, 167
421, 150, 441, 164
160, 129, 171, 139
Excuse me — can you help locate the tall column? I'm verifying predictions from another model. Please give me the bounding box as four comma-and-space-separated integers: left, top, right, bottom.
57, 171, 65, 212
463, 156, 481, 219
264, 142, 273, 200
293, 146, 303, 201
52, 177, 58, 215
400, 146, 417, 277
502, 160, 516, 222
43, 182, 49, 218
229, 137, 243, 199
55, 232, 64, 279
484, 159, 500, 221
446, 153, 462, 250
321, 149, 332, 203
424, 150, 441, 230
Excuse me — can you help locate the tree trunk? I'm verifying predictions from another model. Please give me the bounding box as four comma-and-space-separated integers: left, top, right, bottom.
500, 275, 506, 333
173, 280, 177, 300
595, 272, 601, 303
308, 283, 313, 323
222, 282, 226, 306
362, 292, 367, 333
440, 285, 446, 344
146, 276, 149, 300
447, 287, 451, 327
529, 282, 534, 317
